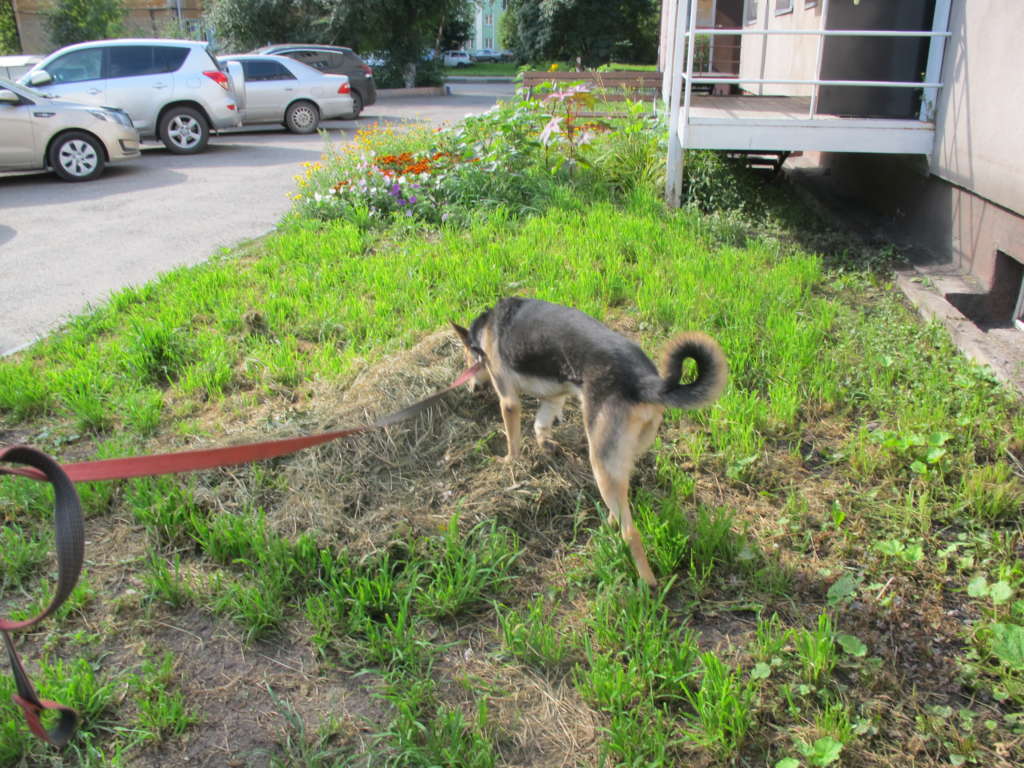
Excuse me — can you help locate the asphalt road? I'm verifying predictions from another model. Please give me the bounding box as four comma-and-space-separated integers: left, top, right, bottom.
0, 81, 514, 355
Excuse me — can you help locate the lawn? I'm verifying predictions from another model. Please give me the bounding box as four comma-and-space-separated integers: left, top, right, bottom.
1, 90, 1023, 767
443, 61, 518, 77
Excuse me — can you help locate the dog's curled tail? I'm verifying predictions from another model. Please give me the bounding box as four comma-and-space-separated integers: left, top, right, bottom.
647, 332, 728, 409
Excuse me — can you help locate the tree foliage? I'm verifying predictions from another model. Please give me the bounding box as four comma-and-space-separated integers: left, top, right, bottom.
505, 0, 660, 67
205, 0, 323, 53
0, 0, 19, 55
206, 0, 472, 85
44, 0, 125, 51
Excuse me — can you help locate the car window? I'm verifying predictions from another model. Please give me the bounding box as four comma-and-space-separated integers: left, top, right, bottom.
154, 46, 189, 73
46, 48, 103, 84
340, 52, 362, 70
287, 50, 328, 71
241, 59, 297, 82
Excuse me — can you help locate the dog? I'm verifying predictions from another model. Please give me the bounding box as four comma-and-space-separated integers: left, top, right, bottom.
452, 297, 727, 587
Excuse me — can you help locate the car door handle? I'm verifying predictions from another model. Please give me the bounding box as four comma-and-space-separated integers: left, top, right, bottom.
153, 83, 168, 90
87, 88, 102, 95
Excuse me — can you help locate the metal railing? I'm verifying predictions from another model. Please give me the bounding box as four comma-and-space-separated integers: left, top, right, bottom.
665, 0, 953, 206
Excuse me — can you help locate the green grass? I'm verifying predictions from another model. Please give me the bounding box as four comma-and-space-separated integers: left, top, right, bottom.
444, 61, 517, 77
1, 99, 1022, 767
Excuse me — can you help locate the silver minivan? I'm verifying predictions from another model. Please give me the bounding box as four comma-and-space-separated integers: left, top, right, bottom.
19, 39, 244, 154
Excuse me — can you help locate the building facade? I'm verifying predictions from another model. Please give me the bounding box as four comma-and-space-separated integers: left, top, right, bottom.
469, 0, 506, 51
12, 0, 205, 54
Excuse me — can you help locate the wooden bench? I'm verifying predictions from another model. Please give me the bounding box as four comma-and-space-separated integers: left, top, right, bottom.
521, 70, 663, 102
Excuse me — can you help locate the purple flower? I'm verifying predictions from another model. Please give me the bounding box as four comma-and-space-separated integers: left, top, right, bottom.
408, 195, 417, 204
389, 183, 401, 196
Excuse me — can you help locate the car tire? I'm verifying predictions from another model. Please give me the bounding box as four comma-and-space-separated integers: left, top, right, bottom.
159, 106, 209, 154
284, 100, 320, 134
345, 90, 364, 120
49, 131, 105, 182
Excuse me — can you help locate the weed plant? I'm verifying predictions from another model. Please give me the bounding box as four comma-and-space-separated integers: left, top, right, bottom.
1, 88, 1022, 766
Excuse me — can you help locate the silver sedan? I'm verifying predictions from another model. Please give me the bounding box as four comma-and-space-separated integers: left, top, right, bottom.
218, 54, 355, 134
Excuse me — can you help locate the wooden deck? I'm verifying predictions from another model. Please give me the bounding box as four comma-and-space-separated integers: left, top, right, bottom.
681, 95, 935, 154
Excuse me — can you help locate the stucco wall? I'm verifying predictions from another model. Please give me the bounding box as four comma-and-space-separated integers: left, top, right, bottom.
932, 0, 1024, 217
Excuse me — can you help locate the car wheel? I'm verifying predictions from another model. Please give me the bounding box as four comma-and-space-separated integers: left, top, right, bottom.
284, 100, 320, 134
159, 106, 209, 154
49, 131, 105, 182
345, 90, 364, 120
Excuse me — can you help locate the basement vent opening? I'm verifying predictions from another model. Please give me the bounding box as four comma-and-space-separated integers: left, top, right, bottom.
945, 250, 1024, 331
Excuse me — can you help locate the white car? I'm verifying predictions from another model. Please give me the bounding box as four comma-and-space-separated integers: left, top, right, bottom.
19, 39, 243, 154
0, 77, 140, 181
443, 50, 472, 68
218, 55, 354, 133
472, 49, 503, 63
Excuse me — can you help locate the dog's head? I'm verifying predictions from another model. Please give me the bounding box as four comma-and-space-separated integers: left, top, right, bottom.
451, 310, 492, 391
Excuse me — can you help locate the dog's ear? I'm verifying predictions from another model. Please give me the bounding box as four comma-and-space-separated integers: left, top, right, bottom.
450, 322, 471, 348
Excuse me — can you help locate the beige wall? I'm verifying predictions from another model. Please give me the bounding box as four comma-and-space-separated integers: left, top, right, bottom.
13, 1, 205, 54
932, 0, 1024, 217
738, 0, 823, 97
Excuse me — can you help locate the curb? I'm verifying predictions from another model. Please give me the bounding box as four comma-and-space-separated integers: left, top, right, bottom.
444, 76, 517, 84
894, 270, 1024, 393
376, 86, 449, 99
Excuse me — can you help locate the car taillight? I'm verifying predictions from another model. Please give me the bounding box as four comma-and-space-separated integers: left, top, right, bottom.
338, 82, 350, 94
360, 63, 372, 76
203, 70, 229, 90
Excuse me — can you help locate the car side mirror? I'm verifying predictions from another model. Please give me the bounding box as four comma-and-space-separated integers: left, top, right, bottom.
27, 70, 52, 86
0, 89, 20, 104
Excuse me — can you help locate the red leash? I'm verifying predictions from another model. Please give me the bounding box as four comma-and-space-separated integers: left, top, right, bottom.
0, 361, 481, 747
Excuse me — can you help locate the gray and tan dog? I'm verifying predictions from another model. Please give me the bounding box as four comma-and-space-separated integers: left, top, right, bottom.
453, 297, 727, 587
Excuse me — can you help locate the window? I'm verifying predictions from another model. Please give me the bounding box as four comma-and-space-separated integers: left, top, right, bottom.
241, 59, 295, 81
46, 48, 102, 83
776, 0, 794, 14
744, 1, 759, 25
108, 46, 188, 78
485, 14, 493, 25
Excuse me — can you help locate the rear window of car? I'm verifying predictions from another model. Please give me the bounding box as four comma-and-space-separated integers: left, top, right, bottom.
285, 50, 329, 71
240, 59, 296, 81
108, 45, 189, 78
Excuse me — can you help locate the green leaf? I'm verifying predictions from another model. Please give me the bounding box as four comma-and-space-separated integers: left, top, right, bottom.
775, 760, 801, 768
909, 460, 928, 474
751, 662, 772, 680
989, 581, 1014, 605
928, 430, 953, 446
798, 737, 843, 766
836, 633, 868, 657
901, 543, 924, 563
875, 539, 905, 557
989, 623, 1024, 670
967, 575, 989, 598
925, 446, 947, 464
826, 572, 861, 606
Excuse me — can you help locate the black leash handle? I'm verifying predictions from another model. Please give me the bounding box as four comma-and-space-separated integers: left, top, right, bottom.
0, 445, 84, 747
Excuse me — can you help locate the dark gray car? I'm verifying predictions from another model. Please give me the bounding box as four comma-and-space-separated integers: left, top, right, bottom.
249, 44, 376, 118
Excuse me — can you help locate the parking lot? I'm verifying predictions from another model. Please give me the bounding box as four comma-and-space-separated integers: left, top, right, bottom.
0, 81, 514, 355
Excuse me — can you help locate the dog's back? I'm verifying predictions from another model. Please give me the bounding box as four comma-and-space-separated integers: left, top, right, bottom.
484, 297, 660, 403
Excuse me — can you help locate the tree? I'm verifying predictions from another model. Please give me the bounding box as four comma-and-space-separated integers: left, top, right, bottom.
44, 0, 126, 51
205, 0, 323, 53
0, 0, 20, 54
206, 0, 473, 85
506, 0, 660, 68
316, 0, 472, 87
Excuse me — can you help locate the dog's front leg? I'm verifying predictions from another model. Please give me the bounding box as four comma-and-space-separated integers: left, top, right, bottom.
499, 396, 523, 460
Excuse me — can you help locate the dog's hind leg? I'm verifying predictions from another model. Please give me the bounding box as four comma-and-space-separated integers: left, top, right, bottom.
586, 401, 659, 588
534, 394, 567, 450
